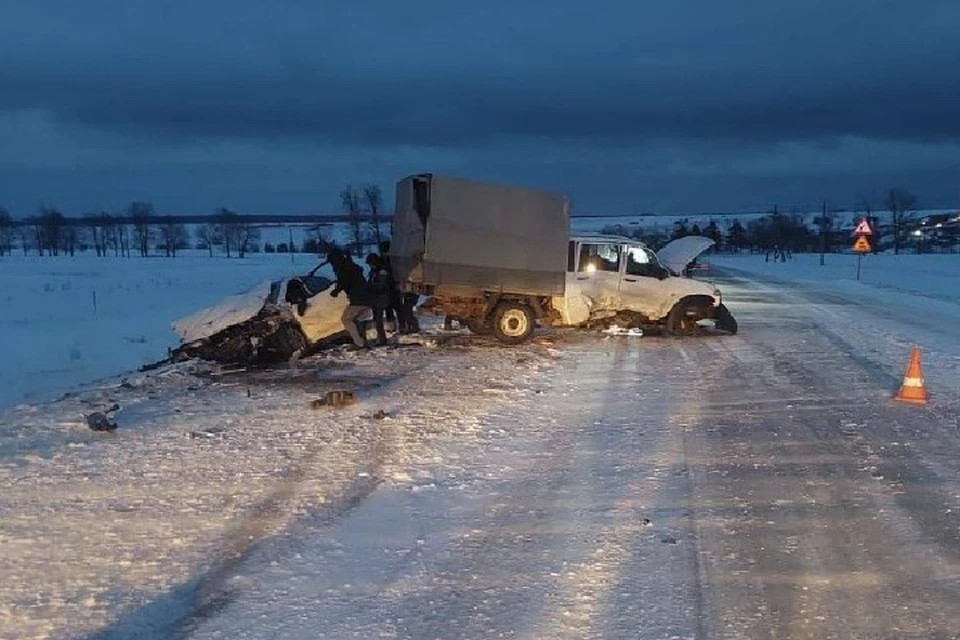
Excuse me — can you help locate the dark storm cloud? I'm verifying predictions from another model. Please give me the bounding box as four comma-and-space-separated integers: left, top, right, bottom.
3, 0, 960, 149
3, 0, 960, 215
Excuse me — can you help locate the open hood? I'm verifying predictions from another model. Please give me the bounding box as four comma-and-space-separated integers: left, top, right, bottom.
655, 236, 715, 275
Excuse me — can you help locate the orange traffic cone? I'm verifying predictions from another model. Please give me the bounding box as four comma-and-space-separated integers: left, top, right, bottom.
895, 345, 927, 404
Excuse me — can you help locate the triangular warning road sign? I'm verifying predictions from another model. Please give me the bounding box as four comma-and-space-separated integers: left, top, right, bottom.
853, 235, 872, 253
853, 218, 873, 235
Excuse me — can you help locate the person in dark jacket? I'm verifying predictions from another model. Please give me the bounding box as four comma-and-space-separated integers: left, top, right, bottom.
328, 248, 373, 348
365, 253, 391, 346
378, 240, 419, 334
377, 241, 399, 324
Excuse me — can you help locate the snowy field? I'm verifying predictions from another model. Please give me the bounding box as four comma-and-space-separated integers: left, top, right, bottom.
0, 252, 327, 410
709, 251, 960, 304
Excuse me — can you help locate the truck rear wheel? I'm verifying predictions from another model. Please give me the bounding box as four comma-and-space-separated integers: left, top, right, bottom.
492, 302, 535, 344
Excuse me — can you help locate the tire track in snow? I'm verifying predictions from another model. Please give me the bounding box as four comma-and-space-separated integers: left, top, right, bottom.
526, 337, 712, 639
676, 274, 960, 638
178, 339, 568, 639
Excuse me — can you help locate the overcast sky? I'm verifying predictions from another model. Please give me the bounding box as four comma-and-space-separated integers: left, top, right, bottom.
2, 0, 959, 216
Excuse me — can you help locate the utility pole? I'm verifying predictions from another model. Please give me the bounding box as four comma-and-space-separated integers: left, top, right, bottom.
819, 199, 827, 266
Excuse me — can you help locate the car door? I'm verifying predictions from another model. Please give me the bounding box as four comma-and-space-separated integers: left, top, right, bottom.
569, 240, 623, 313
618, 245, 670, 319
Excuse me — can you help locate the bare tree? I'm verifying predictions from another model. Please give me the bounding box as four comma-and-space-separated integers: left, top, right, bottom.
18, 225, 32, 256
128, 201, 154, 257
305, 224, 338, 254
96, 213, 117, 257
84, 214, 105, 257
0, 207, 13, 256
195, 223, 222, 257
31, 219, 45, 256
98, 213, 115, 257
87, 215, 101, 257
39, 205, 65, 256
362, 184, 383, 244
213, 208, 260, 258
158, 216, 189, 257
119, 220, 133, 257
236, 223, 260, 258
64, 226, 79, 256
885, 188, 917, 255
215, 208, 240, 257
340, 184, 363, 250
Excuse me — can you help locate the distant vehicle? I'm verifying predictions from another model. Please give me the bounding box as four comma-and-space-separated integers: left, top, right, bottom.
390, 173, 736, 343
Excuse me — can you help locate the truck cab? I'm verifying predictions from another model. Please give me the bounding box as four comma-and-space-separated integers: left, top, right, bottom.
551, 234, 737, 335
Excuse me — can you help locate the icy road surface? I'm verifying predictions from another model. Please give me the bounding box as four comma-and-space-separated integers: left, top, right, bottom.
3, 266, 960, 639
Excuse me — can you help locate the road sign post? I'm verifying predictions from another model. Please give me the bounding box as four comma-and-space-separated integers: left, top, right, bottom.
851, 217, 873, 281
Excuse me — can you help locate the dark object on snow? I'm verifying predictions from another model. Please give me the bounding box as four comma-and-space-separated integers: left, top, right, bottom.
86, 410, 118, 432
372, 409, 390, 420
660, 535, 679, 544
310, 390, 356, 409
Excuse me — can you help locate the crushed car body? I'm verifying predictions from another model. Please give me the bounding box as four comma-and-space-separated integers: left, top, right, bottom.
170, 273, 367, 365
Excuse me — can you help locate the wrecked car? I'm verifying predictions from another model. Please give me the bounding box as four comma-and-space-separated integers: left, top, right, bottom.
170, 272, 372, 365
390, 172, 737, 343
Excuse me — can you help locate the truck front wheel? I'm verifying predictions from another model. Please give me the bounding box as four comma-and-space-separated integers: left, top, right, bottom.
492, 303, 535, 344
715, 304, 738, 334
666, 298, 708, 336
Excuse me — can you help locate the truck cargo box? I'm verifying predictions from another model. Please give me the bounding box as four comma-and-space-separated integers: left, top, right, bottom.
391, 173, 570, 297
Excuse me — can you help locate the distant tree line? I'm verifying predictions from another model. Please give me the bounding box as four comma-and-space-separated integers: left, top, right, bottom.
0, 201, 266, 258
3, 185, 953, 260
602, 188, 958, 257
0, 183, 389, 259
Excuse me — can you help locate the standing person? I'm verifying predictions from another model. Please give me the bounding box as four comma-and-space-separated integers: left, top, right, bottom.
365, 253, 391, 346
328, 248, 373, 350
400, 293, 421, 334
377, 240, 399, 325
378, 240, 419, 334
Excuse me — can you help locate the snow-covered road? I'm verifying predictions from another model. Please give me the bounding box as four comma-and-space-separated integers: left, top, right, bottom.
4, 266, 960, 639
